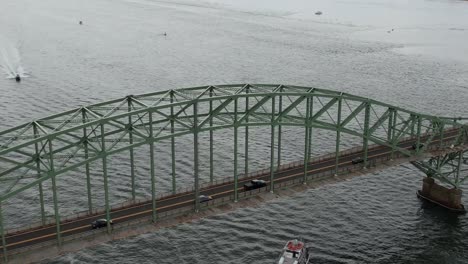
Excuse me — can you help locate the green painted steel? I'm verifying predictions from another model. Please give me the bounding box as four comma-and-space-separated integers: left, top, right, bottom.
101, 124, 111, 234
416, 116, 422, 155
128, 98, 136, 200
48, 140, 61, 246
277, 91, 283, 170
32, 124, 46, 225
245, 88, 249, 177
82, 110, 93, 213
0, 84, 467, 251
171, 92, 176, 193
334, 96, 342, 175
304, 96, 311, 182
307, 94, 313, 168
193, 102, 200, 212
269, 96, 276, 193
234, 98, 239, 202
149, 112, 157, 222
363, 102, 371, 168
412, 150, 468, 188
209, 88, 214, 184
387, 109, 393, 159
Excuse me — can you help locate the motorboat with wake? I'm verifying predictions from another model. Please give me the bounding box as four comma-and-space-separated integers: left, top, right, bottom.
277, 239, 311, 264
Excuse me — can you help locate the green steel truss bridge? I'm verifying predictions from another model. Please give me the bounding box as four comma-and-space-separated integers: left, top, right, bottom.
0, 84, 467, 260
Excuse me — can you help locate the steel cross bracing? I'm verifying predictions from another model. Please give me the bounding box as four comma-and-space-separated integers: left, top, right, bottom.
412, 149, 468, 188
0, 84, 467, 255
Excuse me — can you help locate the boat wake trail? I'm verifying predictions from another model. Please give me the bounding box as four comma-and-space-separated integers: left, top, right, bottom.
0, 38, 28, 79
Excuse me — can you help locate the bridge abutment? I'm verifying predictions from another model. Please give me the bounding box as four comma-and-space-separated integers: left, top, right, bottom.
420, 177, 464, 210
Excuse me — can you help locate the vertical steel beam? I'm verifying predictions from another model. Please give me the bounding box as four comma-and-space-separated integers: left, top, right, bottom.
193, 102, 200, 211
209, 88, 214, 184
410, 114, 415, 137
270, 96, 276, 192
416, 115, 422, 154
234, 98, 238, 202
33, 124, 46, 225
363, 102, 371, 168
0, 203, 7, 263
391, 110, 397, 159
308, 95, 314, 162
334, 97, 342, 175
277, 89, 282, 170
304, 96, 311, 183
48, 139, 62, 245
82, 110, 93, 213
171, 92, 177, 193
439, 123, 445, 149
127, 98, 136, 200
148, 112, 157, 222
245, 88, 249, 177
100, 124, 111, 233
387, 108, 395, 159
387, 108, 394, 142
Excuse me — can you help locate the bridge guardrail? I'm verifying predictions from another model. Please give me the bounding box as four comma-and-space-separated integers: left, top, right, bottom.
2, 143, 384, 235
4, 129, 453, 236
3, 139, 445, 258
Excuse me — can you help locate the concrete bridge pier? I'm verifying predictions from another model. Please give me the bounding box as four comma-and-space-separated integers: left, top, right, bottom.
420, 177, 464, 210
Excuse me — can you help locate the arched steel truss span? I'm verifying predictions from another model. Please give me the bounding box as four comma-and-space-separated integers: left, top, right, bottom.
0, 84, 467, 250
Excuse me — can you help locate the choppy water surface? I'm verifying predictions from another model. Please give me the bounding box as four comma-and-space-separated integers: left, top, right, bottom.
0, 0, 467, 263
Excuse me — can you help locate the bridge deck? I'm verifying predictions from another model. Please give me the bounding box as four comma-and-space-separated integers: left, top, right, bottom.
0, 129, 462, 256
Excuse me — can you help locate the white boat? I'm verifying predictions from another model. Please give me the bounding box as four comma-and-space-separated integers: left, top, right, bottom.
277, 239, 310, 264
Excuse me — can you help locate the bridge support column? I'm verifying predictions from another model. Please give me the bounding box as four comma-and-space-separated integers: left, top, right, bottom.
48, 140, 62, 246
245, 90, 249, 177
100, 124, 111, 233
415, 116, 422, 155
269, 96, 276, 193
128, 98, 136, 200
209, 89, 214, 184
334, 97, 342, 176
304, 96, 311, 183
388, 108, 396, 159
277, 92, 282, 170
420, 177, 464, 210
234, 98, 238, 202
82, 110, 93, 214
171, 92, 177, 194
149, 113, 157, 222
363, 102, 370, 168
33, 124, 46, 225
194, 102, 200, 212
307, 95, 314, 174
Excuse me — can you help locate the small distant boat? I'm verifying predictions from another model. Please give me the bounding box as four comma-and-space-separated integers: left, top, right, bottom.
315, 11, 322, 15
277, 239, 311, 264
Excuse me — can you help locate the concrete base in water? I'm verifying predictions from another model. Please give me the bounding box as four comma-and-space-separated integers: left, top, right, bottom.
420, 177, 465, 211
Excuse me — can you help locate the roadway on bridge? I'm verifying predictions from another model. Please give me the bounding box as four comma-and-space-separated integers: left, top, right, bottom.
2, 130, 459, 251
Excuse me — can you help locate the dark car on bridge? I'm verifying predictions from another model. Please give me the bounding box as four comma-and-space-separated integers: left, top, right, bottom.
351, 157, 364, 164
412, 143, 425, 150
91, 218, 113, 229
244, 179, 267, 191
199, 195, 213, 203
